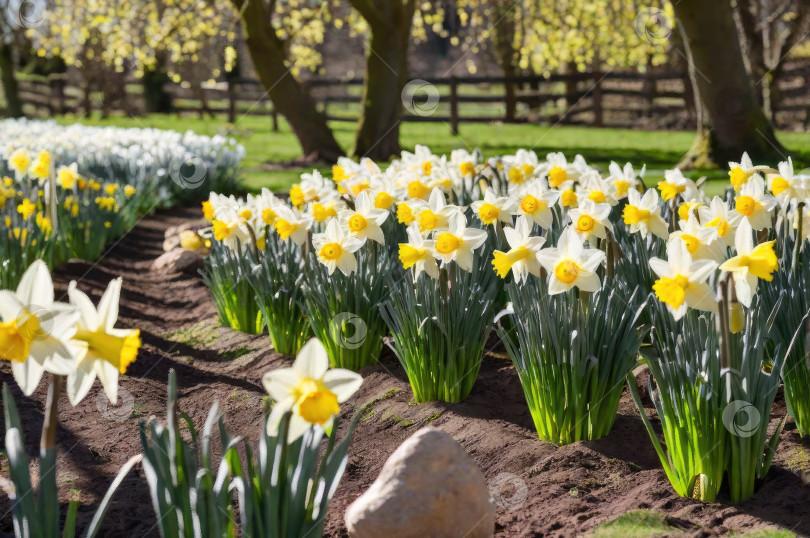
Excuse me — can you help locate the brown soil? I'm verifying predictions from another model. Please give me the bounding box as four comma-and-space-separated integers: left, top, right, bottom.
1, 207, 810, 537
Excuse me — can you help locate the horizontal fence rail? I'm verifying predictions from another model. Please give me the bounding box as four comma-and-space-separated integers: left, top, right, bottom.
11, 62, 810, 132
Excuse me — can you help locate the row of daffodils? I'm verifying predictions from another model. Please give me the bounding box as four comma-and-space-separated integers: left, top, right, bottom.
196, 147, 810, 505
0, 118, 244, 209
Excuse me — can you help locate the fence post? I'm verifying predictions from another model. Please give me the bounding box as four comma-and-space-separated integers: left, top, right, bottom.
227, 79, 236, 123
592, 71, 603, 127
449, 76, 459, 135
272, 106, 279, 132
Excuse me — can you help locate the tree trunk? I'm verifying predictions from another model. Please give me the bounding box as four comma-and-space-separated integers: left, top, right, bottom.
231, 0, 343, 163
674, 0, 786, 169
142, 54, 173, 114
349, 0, 415, 160
494, 0, 518, 122
0, 44, 23, 118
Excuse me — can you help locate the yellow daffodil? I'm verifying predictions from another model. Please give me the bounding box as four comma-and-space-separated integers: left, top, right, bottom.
398, 223, 439, 280
312, 220, 363, 276
263, 338, 362, 440
650, 237, 718, 320
66, 278, 141, 405
0, 260, 80, 395
719, 219, 778, 307
536, 226, 605, 294
492, 216, 545, 283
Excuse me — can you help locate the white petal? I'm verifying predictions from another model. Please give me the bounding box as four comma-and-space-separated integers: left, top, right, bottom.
16, 260, 53, 308
294, 338, 329, 379
0, 290, 23, 321
262, 368, 300, 402
577, 272, 602, 292
66, 357, 97, 406
68, 282, 100, 331
323, 369, 363, 402
97, 278, 122, 332
11, 357, 45, 396
95, 360, 121, 404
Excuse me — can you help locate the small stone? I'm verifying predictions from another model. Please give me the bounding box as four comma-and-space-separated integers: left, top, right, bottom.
345, 427, 494, 538
163, 235, 181, 252
152, 248, 203, 274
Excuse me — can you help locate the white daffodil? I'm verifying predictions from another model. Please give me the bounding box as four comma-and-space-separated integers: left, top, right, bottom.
579, 171, 618, 206
650, 237, 718, 320
0, 260, 79, 395
767, 157, 806, 209
431, 214, 487, 272
450, 148, 480, 178
470, 189, 515, 226
669, 214, 725, 262
733, 174, 776, 231
414, 188, 463, 234
698, 196, 740, 248
568, 199, 613, 242
311, 219, 363, 276
607, 161, 644, 200
398, 223, 439, 280
66, 278, 141, 406
491, 216, 545, 283
272, 205, 314, 245
211, 207, 254, 250
503, 149, 540, 186
543, 152, 581, 189
536, 226, 605, 294
516, 180, 560, 229
339, 190, 389, 245
622, 188, 669, 240
728, 152, 772, 191
263, 338, 362, 440
658, 168, 698, 202
719, 219, 778, 307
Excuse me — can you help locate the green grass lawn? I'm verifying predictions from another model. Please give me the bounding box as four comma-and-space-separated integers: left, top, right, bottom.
54, 113, 810, 195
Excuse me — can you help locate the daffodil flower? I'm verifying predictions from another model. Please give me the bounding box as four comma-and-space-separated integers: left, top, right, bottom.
263, 338, 363, 440
622, 188, 669, 239
669, 214, 725, 262
719, 219, 778, 307
728, 152, 771, 191
698, 196, 740, 247
766, 157, 805, 209
272, 205, 314, 245
491, 216, 545, 283
414, 188, 463, 234
312, 219, 363, 276
8, 148, 31, 178
470, 189, 515, 226
657, 169, 697, 202
66, 278, 141, 405
580, 171, 618, 206
650, 238, 718, 320
536, 226, 605, 294
607, 161, 643, 199
339, 190, 389, 245
733, 175, 776, 231
0, 260, 79, 395
431, 213, 487, 272
568, 199, 613, 241
516, 181, 560, 229
398, 223, 439, 280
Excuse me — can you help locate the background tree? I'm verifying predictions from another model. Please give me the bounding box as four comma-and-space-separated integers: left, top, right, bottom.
674, 0, 786, 168
734, 0, 810, 120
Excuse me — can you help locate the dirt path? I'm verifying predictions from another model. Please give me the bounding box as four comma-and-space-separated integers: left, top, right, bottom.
1, 208, 809, 537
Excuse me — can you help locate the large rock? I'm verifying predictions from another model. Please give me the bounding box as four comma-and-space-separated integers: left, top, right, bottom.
345, 427, 495, 538
152, 248, 203, 274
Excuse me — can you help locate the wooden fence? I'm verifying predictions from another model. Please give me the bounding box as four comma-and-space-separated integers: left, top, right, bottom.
13, 62, 810, 132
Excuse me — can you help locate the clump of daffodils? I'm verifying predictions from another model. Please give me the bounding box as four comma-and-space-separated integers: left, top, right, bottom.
0, 260, 142, 402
